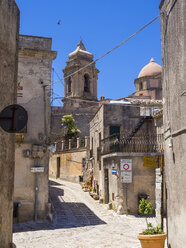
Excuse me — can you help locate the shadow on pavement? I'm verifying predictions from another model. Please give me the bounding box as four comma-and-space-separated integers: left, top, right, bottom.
49, 179, 64, 186
13, 180, 106, 233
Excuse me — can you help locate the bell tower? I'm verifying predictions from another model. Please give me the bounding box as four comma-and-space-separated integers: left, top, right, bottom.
63, 40, 99, 101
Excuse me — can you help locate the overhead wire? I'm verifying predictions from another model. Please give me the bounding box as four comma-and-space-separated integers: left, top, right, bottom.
54, 69, 64, 85
48, 15, 160, 87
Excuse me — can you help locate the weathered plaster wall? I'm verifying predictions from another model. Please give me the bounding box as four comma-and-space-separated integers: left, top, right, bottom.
160, 0, 186, 247
50, 149, 88, 183
0, 0, 19, 247
102, 155, 156, 214
14, 35, 56, 222
89, 105, 104, 188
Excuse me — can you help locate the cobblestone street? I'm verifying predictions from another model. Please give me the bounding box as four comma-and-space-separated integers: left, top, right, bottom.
13, 179, 167, 248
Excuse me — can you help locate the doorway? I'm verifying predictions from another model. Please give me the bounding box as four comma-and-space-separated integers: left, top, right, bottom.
104, 169, 109, 204
56, 157, 61, 178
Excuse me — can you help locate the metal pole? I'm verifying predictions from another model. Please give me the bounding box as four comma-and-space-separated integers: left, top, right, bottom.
34, 158, 39, 222
125, 183, 128, 215
161, 154, 164, 230
34, 172, 38, 222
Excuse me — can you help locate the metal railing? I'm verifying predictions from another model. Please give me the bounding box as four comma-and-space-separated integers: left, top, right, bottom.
101, 133, 163, 155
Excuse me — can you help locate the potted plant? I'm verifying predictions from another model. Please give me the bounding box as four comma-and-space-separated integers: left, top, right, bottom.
93, 195, 99, 200
137, 198, 167, 248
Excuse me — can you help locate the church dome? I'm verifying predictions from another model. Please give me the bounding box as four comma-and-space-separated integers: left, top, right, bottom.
68, 40, 93, 60
138, 58, 162, 78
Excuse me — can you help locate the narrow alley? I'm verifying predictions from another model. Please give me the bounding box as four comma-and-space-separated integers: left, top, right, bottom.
13, 179, 166, 248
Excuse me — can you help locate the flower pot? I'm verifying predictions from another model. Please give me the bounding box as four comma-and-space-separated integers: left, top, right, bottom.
93, 195, 99, 200
138, 233, 167, 248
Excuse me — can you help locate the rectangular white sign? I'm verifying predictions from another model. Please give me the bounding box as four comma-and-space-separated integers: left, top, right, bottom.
120, 159, 132, 171
31, 167, 45, 173
120, 171, 132, 183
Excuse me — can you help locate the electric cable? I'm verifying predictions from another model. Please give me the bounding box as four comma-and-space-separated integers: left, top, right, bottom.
49, 15, 160, 87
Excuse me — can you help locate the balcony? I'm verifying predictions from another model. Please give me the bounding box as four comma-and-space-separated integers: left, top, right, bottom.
101, 133, 163, 155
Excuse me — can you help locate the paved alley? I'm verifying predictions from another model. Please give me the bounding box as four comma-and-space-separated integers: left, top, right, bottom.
13, 179, 167, 248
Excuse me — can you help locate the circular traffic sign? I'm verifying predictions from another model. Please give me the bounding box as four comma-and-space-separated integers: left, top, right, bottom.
0, 104, 28, 133
123, 164, 129, 170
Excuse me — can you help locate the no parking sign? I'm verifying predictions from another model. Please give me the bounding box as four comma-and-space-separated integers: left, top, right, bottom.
120, 159, 132, 183
120, 159, 132, 171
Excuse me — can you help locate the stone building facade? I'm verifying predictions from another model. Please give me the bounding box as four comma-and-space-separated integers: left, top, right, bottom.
51, 40, 100, 141
49, 137, 89, 183
129, 58, 162, 100
89, 101, 163, 214
14, 35, 56, 222
50, 41, 102, 185
160, 0, 186, 247
0, 0, 19, 247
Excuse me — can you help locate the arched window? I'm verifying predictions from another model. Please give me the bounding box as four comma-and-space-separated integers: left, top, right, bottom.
84, 74, 90, 92
68, 77, 72, 93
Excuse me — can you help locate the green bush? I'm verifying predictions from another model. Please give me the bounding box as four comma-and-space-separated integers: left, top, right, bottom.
139, 198, 163, 235
139, 198, 153, 216
143, 223, 163, 235
61, 115, 80, 139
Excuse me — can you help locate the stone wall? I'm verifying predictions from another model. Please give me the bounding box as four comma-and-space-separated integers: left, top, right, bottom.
134, 75, 162, 100
160, 0, 186, 246
51, 100, 99, 142
89, 105, 104, 188
90, 103, 143, 189
50, 149, 88, 183
0, 0, 19, 247
14, 35, 56, 222
90, 102, 162, 213
63, 40, 99, 101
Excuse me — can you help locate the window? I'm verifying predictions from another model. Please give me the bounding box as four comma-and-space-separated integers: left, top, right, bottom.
68, 77, 72, 93
109, 126, 120, 152
99, 132, 101, 147
139, 82, 143, 91
84, 74, 90, 92
109, 126, 120, 138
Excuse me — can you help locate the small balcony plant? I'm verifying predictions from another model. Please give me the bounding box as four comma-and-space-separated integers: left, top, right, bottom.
137, 198, 167, 248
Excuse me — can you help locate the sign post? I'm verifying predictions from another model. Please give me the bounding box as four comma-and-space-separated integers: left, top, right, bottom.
120, 159, 132, 215
120, 159, 132, 183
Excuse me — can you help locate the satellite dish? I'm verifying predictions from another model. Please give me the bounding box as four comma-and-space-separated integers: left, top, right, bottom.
0, 104, 28, 133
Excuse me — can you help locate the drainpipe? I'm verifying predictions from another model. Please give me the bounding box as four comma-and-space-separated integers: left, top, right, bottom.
43, 85, 48, 143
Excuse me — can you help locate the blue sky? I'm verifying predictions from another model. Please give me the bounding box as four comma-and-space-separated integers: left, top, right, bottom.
15, 0, 161, 106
